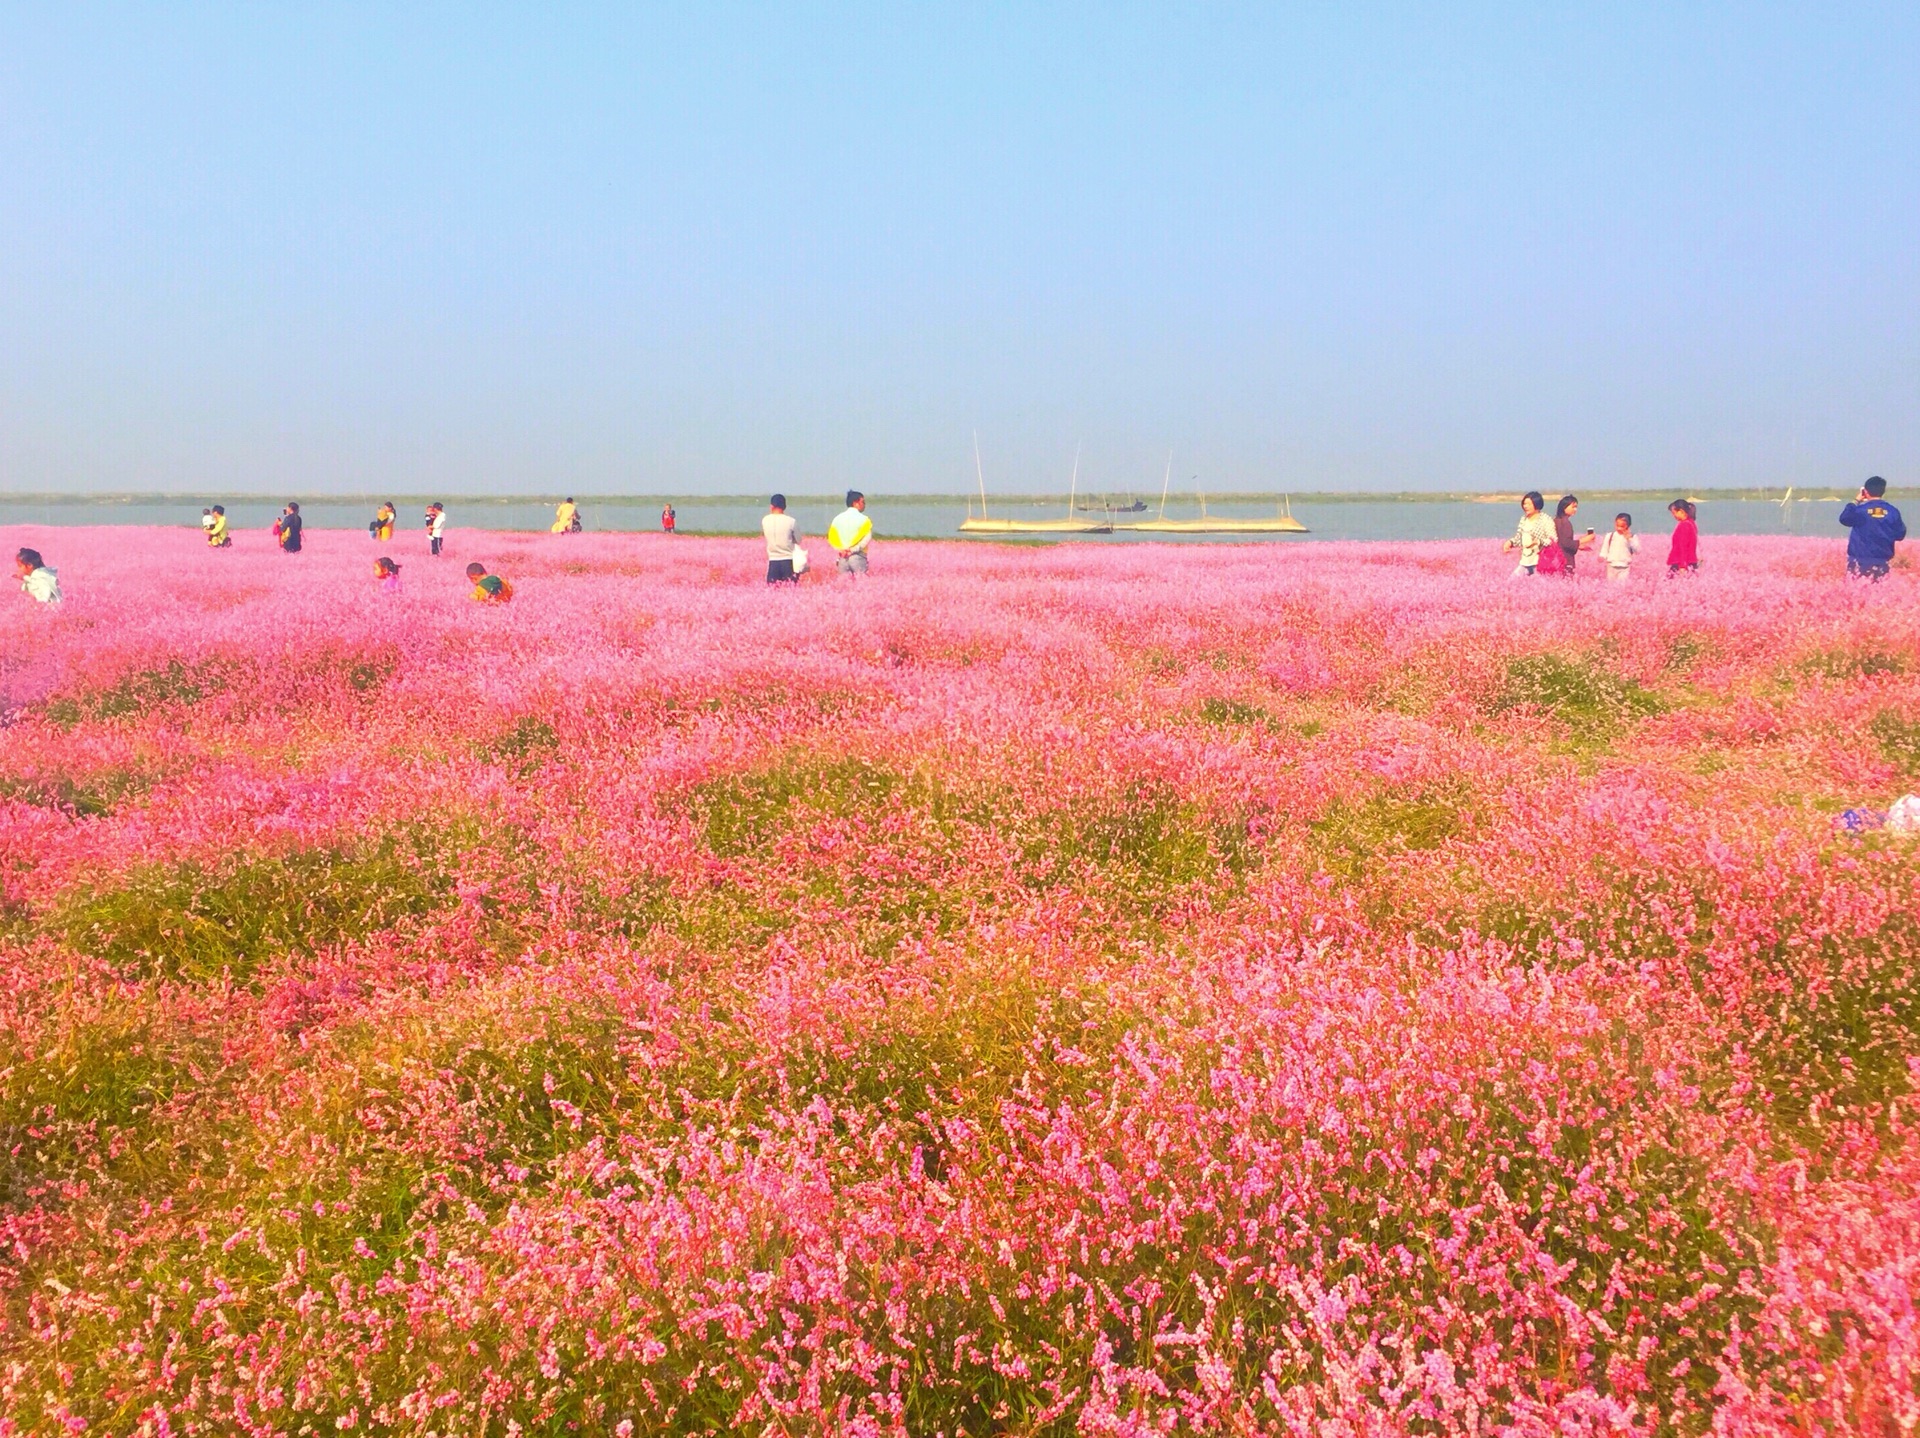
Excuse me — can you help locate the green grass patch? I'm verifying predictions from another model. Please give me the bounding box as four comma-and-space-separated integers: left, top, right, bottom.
482, 714, 561, 771
1799, 647, 1907, 681
1870, 708, 1920, 775
52, 828, 468, 984
694, 756, 904, 858
1018, 781, 1252, 905
1198, 696, 1275, 729
1310, 788, 1465, 880
1493, 653, 1667, 736
0, 767, 150, 818
41, 658, 239, 729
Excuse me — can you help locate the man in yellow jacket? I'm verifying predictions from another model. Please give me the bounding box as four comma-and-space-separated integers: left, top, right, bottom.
829, 491, 872, 575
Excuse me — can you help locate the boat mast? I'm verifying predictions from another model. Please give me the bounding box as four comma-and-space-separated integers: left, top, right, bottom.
973, 431, 990, 520
1159, 451, 1172, 519
1068, 443, 1080, 517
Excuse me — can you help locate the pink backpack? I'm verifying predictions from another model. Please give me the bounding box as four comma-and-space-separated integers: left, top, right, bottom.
1536, 540, 1566, 575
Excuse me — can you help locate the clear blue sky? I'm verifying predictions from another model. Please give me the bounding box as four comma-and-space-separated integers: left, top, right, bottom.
2, 5, 1915, 496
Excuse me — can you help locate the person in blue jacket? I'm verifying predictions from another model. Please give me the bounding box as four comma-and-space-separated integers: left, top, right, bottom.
1839, 476, 1906, 580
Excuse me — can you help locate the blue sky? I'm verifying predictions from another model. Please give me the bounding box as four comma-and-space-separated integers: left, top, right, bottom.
2, 5, 1915, 495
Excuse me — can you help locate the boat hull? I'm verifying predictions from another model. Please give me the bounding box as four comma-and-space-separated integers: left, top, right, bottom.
958, 518, 1113, 534
1116, 518, 1309, 534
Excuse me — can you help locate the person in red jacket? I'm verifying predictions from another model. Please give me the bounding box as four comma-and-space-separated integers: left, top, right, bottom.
1666, 499, 1698, 576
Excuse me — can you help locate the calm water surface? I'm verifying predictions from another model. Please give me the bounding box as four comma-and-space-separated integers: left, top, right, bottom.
0, 493, 1848, 544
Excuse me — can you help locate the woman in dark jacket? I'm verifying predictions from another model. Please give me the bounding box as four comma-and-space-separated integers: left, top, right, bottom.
1552, 495, 1592, 576
277, 502, 303, 553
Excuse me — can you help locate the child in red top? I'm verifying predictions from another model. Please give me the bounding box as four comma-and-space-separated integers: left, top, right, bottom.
1666, 500, 1698, 575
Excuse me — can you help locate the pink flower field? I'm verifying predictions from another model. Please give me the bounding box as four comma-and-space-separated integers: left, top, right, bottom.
4, 524, 1920, 1436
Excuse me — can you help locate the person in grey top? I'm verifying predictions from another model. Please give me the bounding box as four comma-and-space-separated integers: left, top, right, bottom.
762, 494, 800, 584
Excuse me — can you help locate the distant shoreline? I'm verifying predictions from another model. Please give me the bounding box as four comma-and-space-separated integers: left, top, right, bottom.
0, 486, 1852, 506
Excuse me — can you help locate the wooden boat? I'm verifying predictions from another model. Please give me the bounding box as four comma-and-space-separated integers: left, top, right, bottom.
959, 515, 1113, 534
961, 437, 1111, 534
1118, 514, 1307, 534
1117, 462, 1310, 535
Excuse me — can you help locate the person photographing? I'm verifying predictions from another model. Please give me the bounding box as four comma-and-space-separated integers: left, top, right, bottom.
1839, 476, 1906, 581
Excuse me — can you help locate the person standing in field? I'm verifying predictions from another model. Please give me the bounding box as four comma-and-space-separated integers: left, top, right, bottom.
371, 502, 396, 541
763, 494, 801, 584
15, 548, 60, 604
206, 505, 231, 548
1550, 495, 1594, 577
662, 503, 677, 534
1839, 476, 1906, 581
1502, 492, 1556, 575
829, 490, 872, 575
1666, 500, 1698, 575
1593, 513, 1641, 583
277, 503, 303, 553
552, 498, 581, 534
425, 503, 446, 556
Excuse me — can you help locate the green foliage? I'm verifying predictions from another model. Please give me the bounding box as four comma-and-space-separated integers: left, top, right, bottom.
1198, 696, 1274, 729
1018, 781, 1252, 906
53, 831, 463, 984
693, 756, 902, 858
1493, 653, 1667, 735
1869, 708, 1920, 775
0, 767, 148, 817
41, 658, 235, 728
483, 714, 561, 771
1311, 789, 1464, 880
1740, 910, 1920, 1152
1664, 633, 1708, 672
0, 1004, 202, 1201
1799, 648, 1907, 680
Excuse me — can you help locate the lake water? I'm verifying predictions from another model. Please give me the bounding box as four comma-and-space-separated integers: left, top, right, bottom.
0, 492, 1848, 543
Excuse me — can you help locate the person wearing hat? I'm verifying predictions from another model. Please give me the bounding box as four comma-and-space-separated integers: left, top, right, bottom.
829, 491, 872, 575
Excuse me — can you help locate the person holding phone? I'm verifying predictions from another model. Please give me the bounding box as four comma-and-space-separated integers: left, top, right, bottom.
1839, 476, 1906, 581
1551, 495, 1595, 577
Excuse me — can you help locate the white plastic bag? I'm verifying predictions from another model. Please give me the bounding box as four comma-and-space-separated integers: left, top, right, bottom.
791, 545, 810, 576
1887, 794, 1920, 834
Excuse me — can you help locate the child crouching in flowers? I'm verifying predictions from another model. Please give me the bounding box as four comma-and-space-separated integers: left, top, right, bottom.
374, 557, 402, 594
15, 548, 60, 604
467, 562, 512, 603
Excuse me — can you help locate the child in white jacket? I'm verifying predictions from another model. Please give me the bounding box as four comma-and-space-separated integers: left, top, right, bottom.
1594, 513, 1641, 583
15, 548, 60, 603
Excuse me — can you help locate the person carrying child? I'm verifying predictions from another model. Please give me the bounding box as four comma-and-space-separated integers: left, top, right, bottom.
1666, 500, 1698, 575
552, 498, 580, 534
370, 502, 396, 541
467, 562, 512, 603
1593, 513, 1640, 583
425, 503, 447, 556
206, 505, 231, 548
662, 503, 676, 534
15, 548, 60, 604
276, 502, 303, 553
